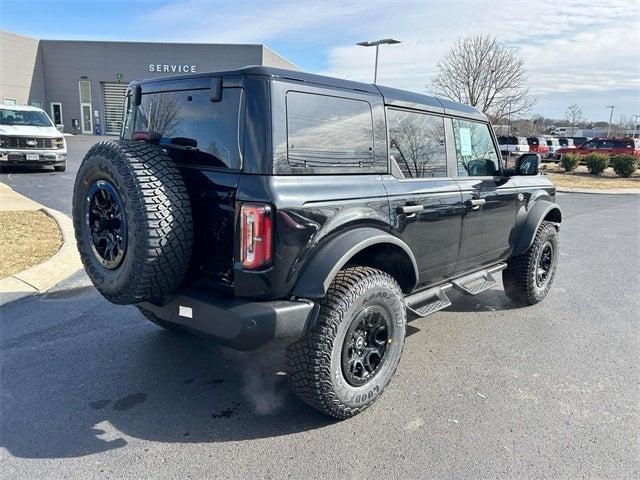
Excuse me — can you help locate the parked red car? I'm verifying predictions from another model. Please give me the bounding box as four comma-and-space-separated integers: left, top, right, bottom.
554, 137, 640, 160
527, 137, 550, 156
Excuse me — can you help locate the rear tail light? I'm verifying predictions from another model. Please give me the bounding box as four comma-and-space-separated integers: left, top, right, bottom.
240, 203, 272, 270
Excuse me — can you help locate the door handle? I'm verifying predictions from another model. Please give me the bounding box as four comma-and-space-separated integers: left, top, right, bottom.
398, 204, 424, 214
466, 198, 486, 210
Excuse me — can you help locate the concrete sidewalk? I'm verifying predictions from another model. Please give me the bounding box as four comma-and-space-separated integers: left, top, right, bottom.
0, 182, 83, 305
556, 186, 640, 194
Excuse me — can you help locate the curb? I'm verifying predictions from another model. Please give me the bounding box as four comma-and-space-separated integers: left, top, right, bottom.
0, 206, 83, 306
556, 187, 640, 195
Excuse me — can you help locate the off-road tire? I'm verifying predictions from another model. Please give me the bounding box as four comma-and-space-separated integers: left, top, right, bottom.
73, 140, 192, 304
286, 267, 406, 419
137, 306, 184, 332
503, 220, 559, 306
53, 163, 66, 172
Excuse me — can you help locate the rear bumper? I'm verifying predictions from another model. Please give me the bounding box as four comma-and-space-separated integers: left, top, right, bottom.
138, 289, 316, 351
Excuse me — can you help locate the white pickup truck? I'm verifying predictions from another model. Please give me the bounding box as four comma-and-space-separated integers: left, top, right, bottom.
497, 136, 530, 156
0, 104, 67, 171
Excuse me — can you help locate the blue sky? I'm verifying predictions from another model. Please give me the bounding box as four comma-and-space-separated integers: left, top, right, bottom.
2, 0, 638, 121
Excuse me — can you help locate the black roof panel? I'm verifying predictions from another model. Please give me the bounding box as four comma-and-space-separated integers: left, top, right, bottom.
131, 66, 486, 121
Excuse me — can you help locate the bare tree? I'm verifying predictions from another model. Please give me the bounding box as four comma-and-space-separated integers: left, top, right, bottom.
616, 114, 635, 136
389, 115, 446, 178
565, 104, 583, 135
430, 34, 533, 122
139, 92, 183, 138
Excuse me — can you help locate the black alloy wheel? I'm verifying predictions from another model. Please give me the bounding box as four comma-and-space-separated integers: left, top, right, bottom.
536, 241, 554, 287
341, 306, 392, 387
86, 180, 127, 269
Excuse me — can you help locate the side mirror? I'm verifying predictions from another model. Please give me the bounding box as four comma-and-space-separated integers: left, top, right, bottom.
515, 153, 541, 175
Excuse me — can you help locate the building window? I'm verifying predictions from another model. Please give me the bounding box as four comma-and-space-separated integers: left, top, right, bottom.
4, 99, 16, 105
452, 119, 500, 177
285, 91, 374, 169
387, 108, 447, 178
78, 80, 93, 134
51, 103, 63, 126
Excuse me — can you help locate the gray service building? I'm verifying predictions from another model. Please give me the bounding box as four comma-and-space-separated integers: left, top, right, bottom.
0, 30, 298, 135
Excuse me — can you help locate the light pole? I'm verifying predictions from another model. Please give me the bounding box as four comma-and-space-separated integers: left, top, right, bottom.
357, 38, 401, 84
606, 105, 615, 138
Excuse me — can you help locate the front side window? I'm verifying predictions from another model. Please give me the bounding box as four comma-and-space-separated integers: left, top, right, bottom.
452, 119, 500, 177
125, 88, 243, 169
286, 91, 374, 168
0, 108, 53, 127
387, 108, 447, 178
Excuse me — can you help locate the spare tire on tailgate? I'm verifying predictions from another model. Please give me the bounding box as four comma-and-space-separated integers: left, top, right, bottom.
72, 140, 192, 304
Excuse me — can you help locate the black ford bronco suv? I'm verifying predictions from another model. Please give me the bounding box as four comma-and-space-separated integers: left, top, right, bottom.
73, 67, 561, 419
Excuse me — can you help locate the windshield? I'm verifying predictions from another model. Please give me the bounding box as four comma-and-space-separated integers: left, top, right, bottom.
0, 109, 53, 127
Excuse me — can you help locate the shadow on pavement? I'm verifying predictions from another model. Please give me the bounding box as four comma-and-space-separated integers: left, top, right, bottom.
0, 277, 522, 460
0, 290, 334, 459
442, 287, 520, 313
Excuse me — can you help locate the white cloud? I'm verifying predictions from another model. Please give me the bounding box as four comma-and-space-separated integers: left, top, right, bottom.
138, 0, 640, 119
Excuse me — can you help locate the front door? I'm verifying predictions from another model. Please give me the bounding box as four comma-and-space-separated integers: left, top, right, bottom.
384, 108, 464, 288
81, 104, 92, 134
450, 118, 518, 274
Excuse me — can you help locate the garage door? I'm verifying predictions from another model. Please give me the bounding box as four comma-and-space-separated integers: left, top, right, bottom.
101, 83, 128, 135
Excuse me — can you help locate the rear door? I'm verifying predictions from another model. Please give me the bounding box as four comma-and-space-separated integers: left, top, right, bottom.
122, 79, 245, 290
383, 108, 464, 288
612, 139, 634, 156
451, 118, 518, 274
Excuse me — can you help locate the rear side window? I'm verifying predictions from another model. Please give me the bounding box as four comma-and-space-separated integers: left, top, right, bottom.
387, 108, 447, 178
286, 91, 374, 168
125, 88, 243, 169
452, 119, 500, 177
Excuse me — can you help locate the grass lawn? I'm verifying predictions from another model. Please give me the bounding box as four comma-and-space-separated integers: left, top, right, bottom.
542, 163, 640, 189
0, 211, 62, 278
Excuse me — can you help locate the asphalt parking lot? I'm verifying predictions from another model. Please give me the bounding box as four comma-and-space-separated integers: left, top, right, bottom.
1, 137, 639, 479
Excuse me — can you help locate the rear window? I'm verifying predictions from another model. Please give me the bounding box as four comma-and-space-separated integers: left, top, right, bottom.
613, 139, 634, 148
527, 137, 540, 145
123, 87, 243, 169
285, 91, 374, 169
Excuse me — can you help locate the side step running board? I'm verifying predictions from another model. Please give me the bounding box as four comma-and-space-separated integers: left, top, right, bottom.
405, 284, 452, 320
404, 263, 507, 319
451, 263, 506, 295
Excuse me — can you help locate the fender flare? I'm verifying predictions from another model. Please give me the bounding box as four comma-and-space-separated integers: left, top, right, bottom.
513, 200, 562, 256
292, 227, 419, 298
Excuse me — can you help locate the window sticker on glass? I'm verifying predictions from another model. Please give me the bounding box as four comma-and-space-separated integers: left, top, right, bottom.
459, 127, 472, 156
